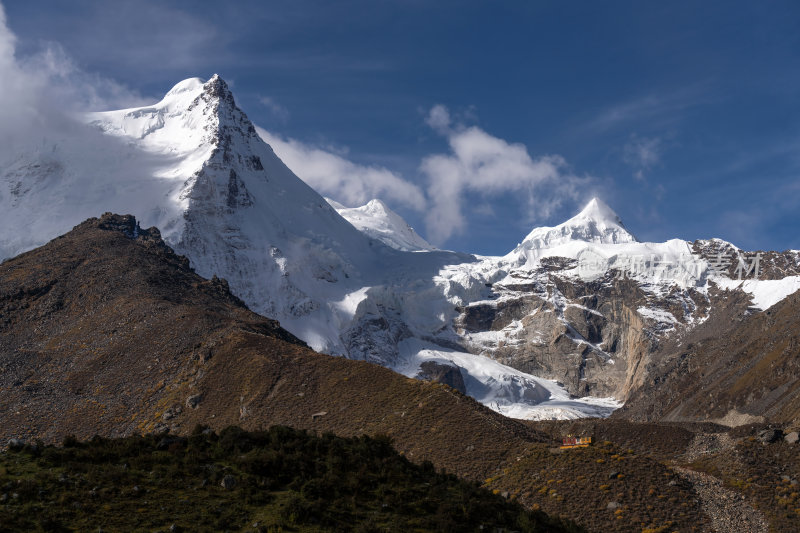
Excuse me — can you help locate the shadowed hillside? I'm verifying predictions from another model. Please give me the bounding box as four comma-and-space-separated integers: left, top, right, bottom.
0, 213, 546, 482
0, 426, 580, 532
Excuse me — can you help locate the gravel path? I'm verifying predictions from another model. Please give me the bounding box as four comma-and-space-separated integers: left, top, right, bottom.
681, 432, 735, 463
675, 467, 768, 533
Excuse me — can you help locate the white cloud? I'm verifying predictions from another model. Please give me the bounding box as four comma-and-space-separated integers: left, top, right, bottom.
0, 3, 147, 164
624, 135, 662, 181
425, 104, 451, 134
420, 106, 588, 244
259, 112, 589, 246
589, 95, 668, 132
26, 43, 149, 111
256, 126, 427, 211
0, 4, 34, 144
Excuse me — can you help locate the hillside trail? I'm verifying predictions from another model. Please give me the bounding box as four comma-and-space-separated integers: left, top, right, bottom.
673, 433, 768, 533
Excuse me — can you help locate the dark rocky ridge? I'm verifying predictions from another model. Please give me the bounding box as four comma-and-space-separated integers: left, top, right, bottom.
416, 360, 467, 394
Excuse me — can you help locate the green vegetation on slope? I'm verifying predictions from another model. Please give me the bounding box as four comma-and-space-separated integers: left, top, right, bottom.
0, 425, 581, 533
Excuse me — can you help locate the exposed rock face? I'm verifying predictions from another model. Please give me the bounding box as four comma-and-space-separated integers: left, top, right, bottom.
758, 428, 783, 444
435, 229, 799, 414
186, 394, 203, 409
453, 264, 707, 400
416, 361, 467, 394
220, 475, 237, 490
615, 289, 800, 425
692, 238, 800, 281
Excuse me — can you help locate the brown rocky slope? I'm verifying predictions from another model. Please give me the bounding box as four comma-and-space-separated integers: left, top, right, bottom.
0, 213, 544, 481
614, 286, 800, 426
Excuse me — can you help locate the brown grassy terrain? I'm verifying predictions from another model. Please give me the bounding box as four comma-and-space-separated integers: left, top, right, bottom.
690, 433, 800, 531
488, 440, 709, 533
530, 419, 700, 462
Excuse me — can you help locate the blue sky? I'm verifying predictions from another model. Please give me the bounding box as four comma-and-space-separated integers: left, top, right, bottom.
3, 0, 799, 254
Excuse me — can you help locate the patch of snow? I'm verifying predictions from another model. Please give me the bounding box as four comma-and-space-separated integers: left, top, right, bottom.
637, 306, 678, 324
510, 197, 637, 256
714, 276, 800, 311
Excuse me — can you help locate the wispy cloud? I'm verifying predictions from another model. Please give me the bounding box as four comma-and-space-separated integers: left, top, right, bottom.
425, 104, 451, 134
419, 105, 589, 244
584, 87, 707, 133
0, 3, 148, 164
256, 127, 427, 211
257, 105, 593, 246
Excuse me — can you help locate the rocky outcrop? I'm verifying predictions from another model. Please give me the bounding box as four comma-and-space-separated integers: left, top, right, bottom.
416, 361, 467, 394
615, 289, 800, 425
692, 239, 800, 281
454, 265, 692, 400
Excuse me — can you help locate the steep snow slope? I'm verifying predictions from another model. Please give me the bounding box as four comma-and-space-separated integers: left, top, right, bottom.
3, 76, 395, 348
327, 198, 436, 252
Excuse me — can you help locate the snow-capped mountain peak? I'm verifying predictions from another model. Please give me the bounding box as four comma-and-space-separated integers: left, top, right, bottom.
575, 197, 627, 228
3, 74, 378, 339
509, 197, 637, 261
163, 77, 205, 99
328, 197, 436, 252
